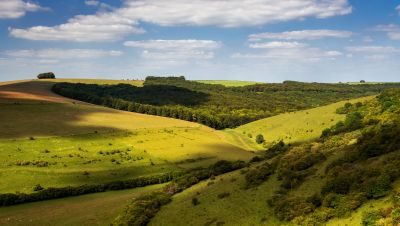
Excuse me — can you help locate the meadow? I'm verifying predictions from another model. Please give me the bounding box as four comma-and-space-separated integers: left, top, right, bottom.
1, 78, 399, 226
0, 80, 253, 194
225, 95, 375, 149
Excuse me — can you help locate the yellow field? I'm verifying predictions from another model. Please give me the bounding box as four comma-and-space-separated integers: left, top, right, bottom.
224, 96, 375, 150
0, 80, 253, 193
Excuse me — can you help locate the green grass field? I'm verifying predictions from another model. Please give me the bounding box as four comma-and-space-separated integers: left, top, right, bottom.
150, 167, 283, 226
195, 80, 263, 87
0, 184, 164, 226
224, 96, 374, 150
0, 80, 253, 193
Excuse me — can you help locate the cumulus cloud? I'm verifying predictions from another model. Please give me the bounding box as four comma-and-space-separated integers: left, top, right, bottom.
121, 0, 352, 27
125, 39, 221, 60
0, 0, 44, 19
10, 0, 352, 42
4, 49, 123, 59
374, 24, 400, 40
249, 29, 353, 41
10, 13, 144, 42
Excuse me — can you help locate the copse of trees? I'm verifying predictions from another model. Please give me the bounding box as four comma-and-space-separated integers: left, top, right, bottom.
52, 77, 400, 129
37, 72, 56, 79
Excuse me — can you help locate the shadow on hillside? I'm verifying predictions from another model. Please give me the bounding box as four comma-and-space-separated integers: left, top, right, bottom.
0, 81, 129, 139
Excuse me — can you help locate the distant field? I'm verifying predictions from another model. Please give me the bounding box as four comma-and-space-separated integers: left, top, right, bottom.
0, 184, 164, 226
0, 80, 253, 193
224, 95, 375, 149
195, 80, 263, 87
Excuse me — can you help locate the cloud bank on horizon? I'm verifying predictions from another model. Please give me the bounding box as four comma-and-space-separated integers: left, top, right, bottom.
0, 0, 399, 82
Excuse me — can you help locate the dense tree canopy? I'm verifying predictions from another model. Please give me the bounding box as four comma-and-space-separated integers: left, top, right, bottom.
52, 77, 400, 129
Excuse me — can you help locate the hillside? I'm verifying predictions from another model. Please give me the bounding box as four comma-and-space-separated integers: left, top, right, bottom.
0, 80, 253, 194
150, 89, 400, 226
224, 95, 374, 150
1, 78, 399, 226
52, 77, 400, 129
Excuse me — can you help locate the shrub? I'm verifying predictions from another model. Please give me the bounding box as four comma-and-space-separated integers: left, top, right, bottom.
192, 197, 199, 206
362, 210, 382, 226
33, 184, 44, 191
392, 208, 400, 225
245, 162, 274, 188
217, 192, 230, 199
256, 134, 265, 144
37, 72, 56, 79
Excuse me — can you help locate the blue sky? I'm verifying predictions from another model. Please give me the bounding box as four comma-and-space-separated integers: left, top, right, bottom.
0, 0, 400, 82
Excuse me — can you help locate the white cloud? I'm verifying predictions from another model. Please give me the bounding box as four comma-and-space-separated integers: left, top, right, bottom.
141, 50, 215, 60
346, 45, 400, 60
124, 39, 221, 50
85, 0, 113, 11
10, 13, 144, 42
0, 0, 44, 19
249, 29, 353, 41
4, 49, 123, 59
249, 41, 306, 49
232, 47, 342, 61
85, 0, 100, 6
10, 0, 352, 42
397, 5, 400, 14
121, 0, 352, 27
346, 46, 400, 54
125, 39, 221, 60
374, 24, 400, 40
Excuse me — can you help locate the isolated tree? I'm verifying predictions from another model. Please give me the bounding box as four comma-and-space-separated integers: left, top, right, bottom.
256, 134, 265, 144
360, 80, 366, 83
37, 72, 56, 79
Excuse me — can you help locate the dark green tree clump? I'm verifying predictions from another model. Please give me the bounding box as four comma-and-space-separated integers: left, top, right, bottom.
37, 72, 56, 79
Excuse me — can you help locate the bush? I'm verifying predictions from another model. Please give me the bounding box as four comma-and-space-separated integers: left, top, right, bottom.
362, 210, 382, 226
392, 208, 400, 225
37, 72, 56, 79
217, 192, 230, 199
33, 184, 44, 191
192, 197, 199, 206
245, 162, 274, 188
256, 134, 265, 144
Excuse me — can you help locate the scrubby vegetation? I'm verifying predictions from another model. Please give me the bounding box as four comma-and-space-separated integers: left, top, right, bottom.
52, 77, 400, 129
149, 88, 400, 226
112, 160, 246, 226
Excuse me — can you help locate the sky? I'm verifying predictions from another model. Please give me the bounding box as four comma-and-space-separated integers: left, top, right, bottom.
0, 0, 400, 82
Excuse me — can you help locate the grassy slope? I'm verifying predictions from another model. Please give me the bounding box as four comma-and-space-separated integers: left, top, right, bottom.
224, 96, 374, 150
0, 80, 253, 193
0, 184, 164, 226
150, 169, 283, 226
195, 80, 263, 87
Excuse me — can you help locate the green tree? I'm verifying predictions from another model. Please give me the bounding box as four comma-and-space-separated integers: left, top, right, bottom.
256, 134, 265, 144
